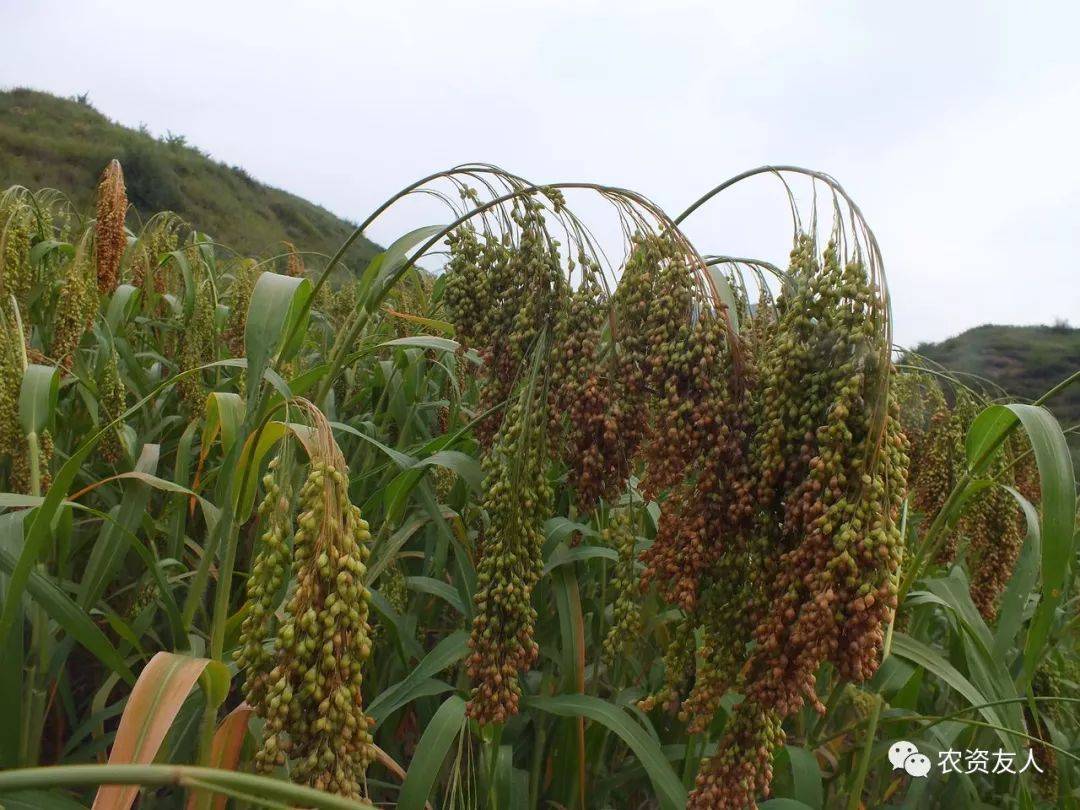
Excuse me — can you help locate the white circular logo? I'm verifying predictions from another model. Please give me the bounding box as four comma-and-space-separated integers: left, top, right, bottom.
904, 753, 932, 778
888, 741, 918, 770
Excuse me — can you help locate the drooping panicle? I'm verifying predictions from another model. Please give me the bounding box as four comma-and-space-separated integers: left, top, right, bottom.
241, 405, 376, 798
465, 379, 553, 724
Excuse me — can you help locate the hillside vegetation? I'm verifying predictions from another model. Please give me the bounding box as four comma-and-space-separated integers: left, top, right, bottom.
915, 323, 1080, 461
0, 87, 380, 265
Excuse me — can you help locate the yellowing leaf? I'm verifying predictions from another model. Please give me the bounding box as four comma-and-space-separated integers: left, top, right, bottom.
185, 703, 253, 810
93, 652, 217, 810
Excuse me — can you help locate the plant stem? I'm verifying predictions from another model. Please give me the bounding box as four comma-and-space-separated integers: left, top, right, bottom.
529, 717, 547, 810
10, 299, 48, 766
806, 679, 844, 747
208, 513, 239, 662
192, 674, 224, 810
484, 724, 503, 809
21, 430, 48, 766
681, 733, 700, 789
845, 692, 882, 810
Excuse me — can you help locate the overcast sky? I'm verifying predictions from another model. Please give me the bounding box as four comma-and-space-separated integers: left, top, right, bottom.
2, 0, 1077, 346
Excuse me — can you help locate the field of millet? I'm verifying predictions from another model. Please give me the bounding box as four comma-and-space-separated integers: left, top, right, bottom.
0, 161, 1074, 809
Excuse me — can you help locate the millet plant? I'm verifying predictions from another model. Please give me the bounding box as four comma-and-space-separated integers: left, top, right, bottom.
0, 161, 1073, 810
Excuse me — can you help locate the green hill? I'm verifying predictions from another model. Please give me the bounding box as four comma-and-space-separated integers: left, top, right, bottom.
0, 88, 380, 265
913, 323, 1080, 469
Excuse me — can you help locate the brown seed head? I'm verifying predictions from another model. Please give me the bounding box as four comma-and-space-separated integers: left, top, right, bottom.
95, 160, 128, 295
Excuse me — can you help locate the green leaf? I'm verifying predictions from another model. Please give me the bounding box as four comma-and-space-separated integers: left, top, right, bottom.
414, 450, 483, 493
965, 405, 1018, 470
543, 544, 618, 575
922, 572, 993, 654
243, 272, 312, 404
524, 694, 687, 810
776, 746, 822, 809
925, 570, 1027, 748
0, 514, 134, 683
963, 402, 1076, 684
18, 364, 59, 436
367, 631, 468, 727
383, 470, 426, 522
198, 660, 232, 709
367, 590, 424, 663
29, 239, 73, 263
0, 790, 89, 809
405, 576, 465, 615
77, 444, 160, 610
415, 484, 474, 611
396, 695, 466, 810
494, 744, 514, 807
167, 248, 196, 321
992, 486, 1041, 659
231, 420, 288, 521
0, 356, 250, 651
0, 493, 56, 509
105, 284, 140, 332
379, 335, 460, 354
330, 422, 415, 470
0, 373, 164, 648
0, 508, 24, 767
553, 561, 585, 695
1006, 406, 1077, 684
871, 656, 916, 698
891, 632, 1013, 752
365, 516, 428, 585
0, 764, 373, 810
366, 226, 444, 309
203, 392, 245, 457
544, 517, 598, 547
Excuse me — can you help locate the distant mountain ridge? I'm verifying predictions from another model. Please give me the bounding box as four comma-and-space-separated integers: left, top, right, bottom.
0, 87, 380, 265
914, 323, 1079, 467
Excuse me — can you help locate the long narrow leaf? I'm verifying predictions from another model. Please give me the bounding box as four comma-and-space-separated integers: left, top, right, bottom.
396, 695, 466, 810
367, 631, 468, 727
0, 764, 373, 810
93, 652, 223, 810
524, 694, 687, 810
185, 704, 253, 810
891, 632, 1014, 752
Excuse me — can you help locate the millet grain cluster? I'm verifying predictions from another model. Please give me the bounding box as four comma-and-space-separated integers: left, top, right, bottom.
239, 420, 376, 798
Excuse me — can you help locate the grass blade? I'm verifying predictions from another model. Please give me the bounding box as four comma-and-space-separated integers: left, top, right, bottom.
891, 632, 1014, 752
1005, 406, 1077, 684
92, 652, 220, 810
185, 703, 253, 810
524, 694, 687, 810
17, 364, 59, 436
0, 513, 134, 683
777, 745, 823, 810
367, 631, 468, 727
243, 271, 312, 405
396, 695, 466, 810
0, 765, 373, 810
